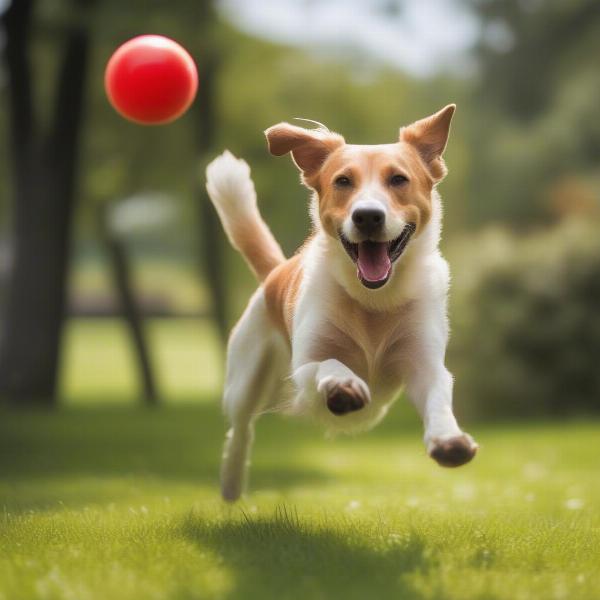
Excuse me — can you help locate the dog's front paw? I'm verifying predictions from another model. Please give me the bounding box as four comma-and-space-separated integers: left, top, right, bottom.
318, 376, 370, 416
428, 433, 478, 467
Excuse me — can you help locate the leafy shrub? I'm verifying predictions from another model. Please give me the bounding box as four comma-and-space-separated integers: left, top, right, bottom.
448, 218, 600, 419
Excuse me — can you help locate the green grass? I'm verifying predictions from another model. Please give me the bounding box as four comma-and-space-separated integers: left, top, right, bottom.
59, 318, 223, 404
1, 403, 599, 600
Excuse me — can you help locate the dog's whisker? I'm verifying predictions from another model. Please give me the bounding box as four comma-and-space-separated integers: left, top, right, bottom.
292, 117, 331, 133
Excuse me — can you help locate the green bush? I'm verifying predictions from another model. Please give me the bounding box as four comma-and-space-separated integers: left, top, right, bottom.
449, 218, 600, 419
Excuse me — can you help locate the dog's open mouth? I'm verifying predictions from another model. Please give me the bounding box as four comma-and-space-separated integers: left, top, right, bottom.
340, 223, 416, 289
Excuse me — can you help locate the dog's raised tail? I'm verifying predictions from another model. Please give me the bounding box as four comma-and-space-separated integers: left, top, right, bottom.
205, 151, 285, 282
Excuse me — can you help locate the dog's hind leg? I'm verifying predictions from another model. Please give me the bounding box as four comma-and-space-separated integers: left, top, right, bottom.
220, 288, 287, 501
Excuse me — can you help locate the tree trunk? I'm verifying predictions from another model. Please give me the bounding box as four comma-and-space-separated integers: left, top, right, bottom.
100, 214, 158, 406
0, 1, 91, 406
195, 52, 228, 345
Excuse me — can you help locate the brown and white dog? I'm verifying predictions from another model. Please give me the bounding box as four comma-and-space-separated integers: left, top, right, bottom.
206, 105, 478, 501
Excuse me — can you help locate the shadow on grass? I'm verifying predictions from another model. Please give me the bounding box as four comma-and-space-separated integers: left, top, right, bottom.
0, 403, 333, 512
0, 399, 439, 514
181, 507, 431, 600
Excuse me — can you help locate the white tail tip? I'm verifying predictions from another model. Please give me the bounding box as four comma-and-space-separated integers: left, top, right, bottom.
205, 150, 256, 212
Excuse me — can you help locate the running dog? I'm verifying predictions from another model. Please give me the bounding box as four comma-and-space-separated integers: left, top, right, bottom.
206, 105, 478, 501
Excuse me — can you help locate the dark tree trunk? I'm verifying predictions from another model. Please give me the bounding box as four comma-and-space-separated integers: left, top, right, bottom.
0, 1, 91, 406
195, 52, 228, 345
100, 213, 158, 406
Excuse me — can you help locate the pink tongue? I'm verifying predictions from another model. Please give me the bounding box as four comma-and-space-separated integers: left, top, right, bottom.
357, 242, 391, 282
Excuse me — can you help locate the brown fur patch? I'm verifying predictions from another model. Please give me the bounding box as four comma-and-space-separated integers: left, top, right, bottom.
263, 254, 304, 342
400, 104, 455, 181
230, 218, 286, 281
265, 123, 344, 181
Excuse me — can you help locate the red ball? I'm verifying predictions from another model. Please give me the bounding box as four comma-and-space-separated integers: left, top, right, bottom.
105, 35, 198, 125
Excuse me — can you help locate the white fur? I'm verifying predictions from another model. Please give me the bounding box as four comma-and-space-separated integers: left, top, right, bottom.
206, 151, 477, 501
205, 150, 258, 249
219, 288, 289, 501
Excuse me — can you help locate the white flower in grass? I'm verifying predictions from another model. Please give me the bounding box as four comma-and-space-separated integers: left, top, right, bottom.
453, 483, 475, 501
346, 500, 361, 511
565, 498, 584, 510
523, 462, 547, 480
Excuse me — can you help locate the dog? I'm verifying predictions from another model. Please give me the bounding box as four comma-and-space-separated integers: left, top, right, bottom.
205, 104, 478, 501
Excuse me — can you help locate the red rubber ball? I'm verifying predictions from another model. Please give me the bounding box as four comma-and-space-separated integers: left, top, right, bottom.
105, 35, 198, 125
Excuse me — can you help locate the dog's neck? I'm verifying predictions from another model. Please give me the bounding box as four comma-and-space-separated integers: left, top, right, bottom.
306, 190, 444, 313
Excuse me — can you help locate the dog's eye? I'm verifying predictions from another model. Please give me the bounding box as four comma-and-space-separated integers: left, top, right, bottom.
334, 175, 352, 188
389, 174, 409, 186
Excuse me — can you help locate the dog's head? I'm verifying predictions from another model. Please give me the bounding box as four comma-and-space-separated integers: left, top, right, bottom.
265, 105, 455, 289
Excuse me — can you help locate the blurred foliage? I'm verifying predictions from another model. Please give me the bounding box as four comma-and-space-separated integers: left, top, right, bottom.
1, 0, 598, 250
465, 0, 600, 225
3, 0, 596, 286
449, 217, 600, 419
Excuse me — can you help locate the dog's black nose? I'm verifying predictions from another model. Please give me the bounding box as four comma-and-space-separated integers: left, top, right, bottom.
352, 207, 385, 236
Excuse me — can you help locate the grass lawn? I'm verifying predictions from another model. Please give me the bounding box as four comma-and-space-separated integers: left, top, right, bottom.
59, 317, 223, 404
1, 402, 599, 600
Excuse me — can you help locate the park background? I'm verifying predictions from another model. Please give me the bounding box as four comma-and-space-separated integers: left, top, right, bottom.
1, 1, 599, 599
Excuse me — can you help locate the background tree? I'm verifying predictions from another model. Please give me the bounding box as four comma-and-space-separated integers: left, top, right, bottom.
0, 0, 95, 406
464, 0, 600, 225
0, 0, 225, 405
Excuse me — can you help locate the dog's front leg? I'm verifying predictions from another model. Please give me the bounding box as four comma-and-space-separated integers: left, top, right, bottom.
406, 364, 477, 466
289, 289, 370, 417
404, 305, 478, 467
293, 359, 370, 415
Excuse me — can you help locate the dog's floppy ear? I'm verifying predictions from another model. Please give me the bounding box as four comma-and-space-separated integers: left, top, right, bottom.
400, 104, 455, 180
265, 122, 344, 184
